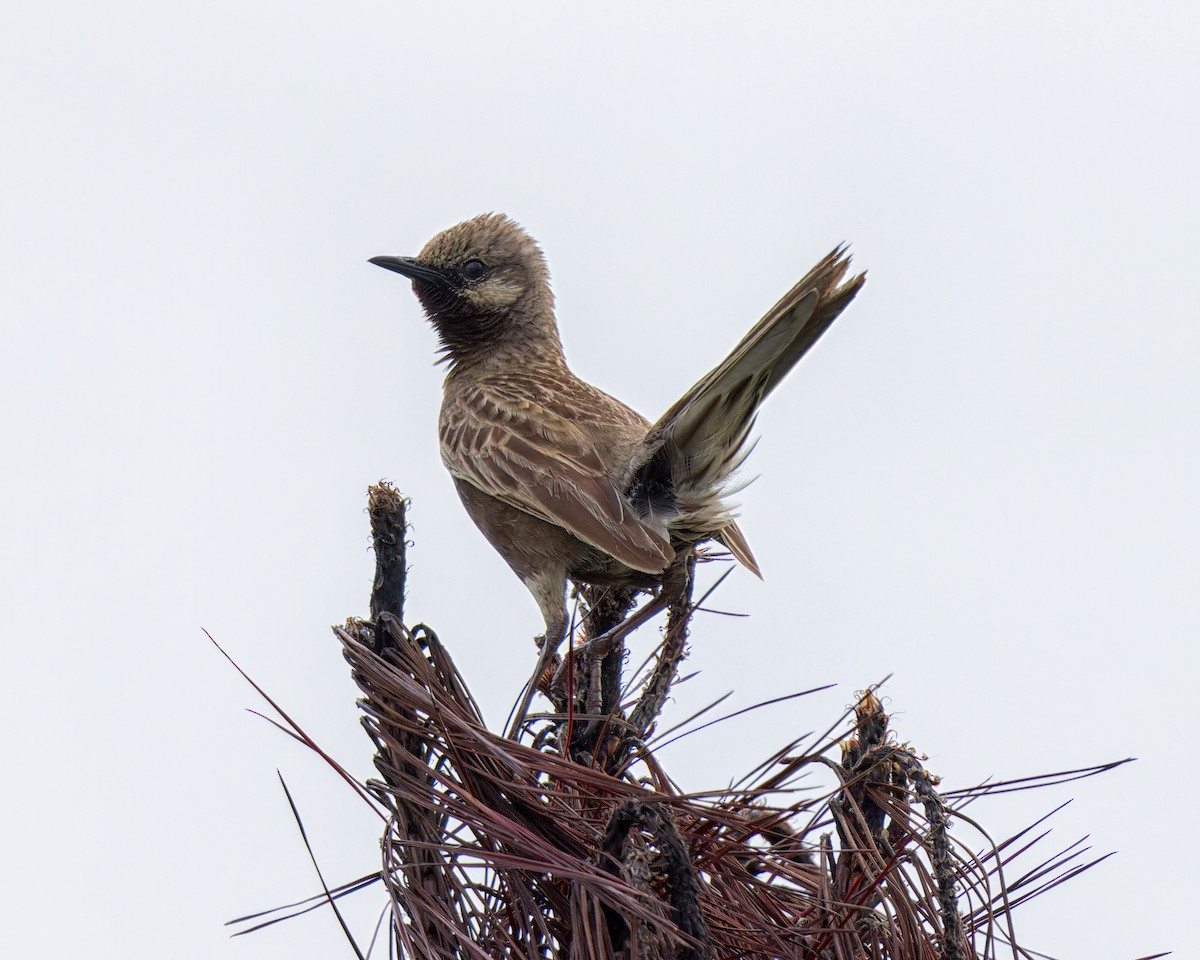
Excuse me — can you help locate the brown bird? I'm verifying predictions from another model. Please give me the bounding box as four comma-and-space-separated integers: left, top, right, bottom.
371, 214, 864, 708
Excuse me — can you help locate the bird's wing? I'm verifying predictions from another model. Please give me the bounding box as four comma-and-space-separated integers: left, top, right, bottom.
440, 381, 674, 575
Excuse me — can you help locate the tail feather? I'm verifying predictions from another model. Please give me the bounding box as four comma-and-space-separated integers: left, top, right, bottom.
757, 247, 863, 399
720, 520, 762, 579
628, 246, 864, 573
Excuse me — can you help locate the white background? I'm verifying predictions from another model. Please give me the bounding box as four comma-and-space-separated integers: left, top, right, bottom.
3, 3, 1195, 957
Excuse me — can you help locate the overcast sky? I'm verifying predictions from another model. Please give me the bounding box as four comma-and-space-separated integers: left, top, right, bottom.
3, 3, 1196, 957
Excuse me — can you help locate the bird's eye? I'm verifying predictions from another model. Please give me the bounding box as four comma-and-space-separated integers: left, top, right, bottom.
461, 259, 488, 283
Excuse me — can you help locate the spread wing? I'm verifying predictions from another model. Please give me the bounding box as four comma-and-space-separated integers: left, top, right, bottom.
440, 378, 674, 575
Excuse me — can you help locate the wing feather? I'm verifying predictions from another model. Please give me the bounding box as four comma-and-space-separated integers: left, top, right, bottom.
441, 384, 674, 575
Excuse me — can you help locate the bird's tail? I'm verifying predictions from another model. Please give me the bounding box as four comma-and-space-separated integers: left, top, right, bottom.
628, 247, 865, 567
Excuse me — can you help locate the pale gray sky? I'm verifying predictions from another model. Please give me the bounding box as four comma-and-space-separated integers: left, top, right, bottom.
3, 3, 1196, 957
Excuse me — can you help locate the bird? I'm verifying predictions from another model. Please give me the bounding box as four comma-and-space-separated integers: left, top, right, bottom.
370, 214, 864, 711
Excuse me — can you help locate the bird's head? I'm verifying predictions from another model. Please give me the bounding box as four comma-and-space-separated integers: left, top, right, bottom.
371, 213, 559, 366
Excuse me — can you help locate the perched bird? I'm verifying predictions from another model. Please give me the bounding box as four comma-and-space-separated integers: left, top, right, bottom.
371, 214, 864, 662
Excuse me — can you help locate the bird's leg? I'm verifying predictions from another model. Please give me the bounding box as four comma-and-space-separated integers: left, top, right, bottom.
585, 657, 604, 718
565, 588, 669, 763
506, 630, 561, 740
574, 561, 696, 762
577, 585, 638, 718
550, 589, 669, 691
501, 612, 566, 739
506, 575, 573, 740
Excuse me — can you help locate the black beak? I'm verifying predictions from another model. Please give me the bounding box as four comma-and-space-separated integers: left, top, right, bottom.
368, 255, 450, 287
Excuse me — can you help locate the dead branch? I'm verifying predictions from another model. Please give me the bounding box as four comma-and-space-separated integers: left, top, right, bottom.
229, 483, 1140, 958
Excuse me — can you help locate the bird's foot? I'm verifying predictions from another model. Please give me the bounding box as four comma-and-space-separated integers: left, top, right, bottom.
532, 633, 564, 691
549, 591, 670, 691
